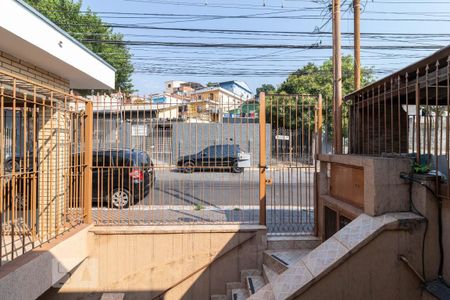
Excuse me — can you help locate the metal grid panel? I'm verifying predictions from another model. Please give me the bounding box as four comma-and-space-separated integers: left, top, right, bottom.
0, 70, 90, 265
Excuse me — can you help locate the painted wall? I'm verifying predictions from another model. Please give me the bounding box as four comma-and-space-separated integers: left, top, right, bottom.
0, 50, 69, 91
294, 230, 425, 300
0, 0, 115, 89
43, 225, 267, 300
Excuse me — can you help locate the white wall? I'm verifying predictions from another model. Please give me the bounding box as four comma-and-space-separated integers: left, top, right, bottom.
0, 0, 115, 89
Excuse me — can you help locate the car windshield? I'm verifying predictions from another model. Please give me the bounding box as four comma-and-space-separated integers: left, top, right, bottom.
133, 151, 151, 167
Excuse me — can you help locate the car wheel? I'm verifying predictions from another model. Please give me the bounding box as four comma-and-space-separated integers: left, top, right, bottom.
111, 188, 131, 209
232, 161, 243, 173
184, 161, 195, 173
5, 160, 20, 173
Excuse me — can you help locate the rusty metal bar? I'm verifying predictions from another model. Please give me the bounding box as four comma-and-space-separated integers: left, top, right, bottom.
83, 102, 93, 223
259, 92, 267, 226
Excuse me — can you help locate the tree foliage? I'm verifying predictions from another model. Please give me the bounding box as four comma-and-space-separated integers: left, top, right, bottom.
260, 56, 374, 132
277, 55, 374, 99
256, 84, 276, 96
24, 0, 134, 93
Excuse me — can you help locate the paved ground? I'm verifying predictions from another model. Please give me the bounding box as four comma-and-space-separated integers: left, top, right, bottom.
140, 168, 315, 207
92, 168, 316, 233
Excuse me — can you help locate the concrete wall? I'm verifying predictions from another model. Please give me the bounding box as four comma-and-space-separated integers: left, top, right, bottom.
294, 229, 425, 300
0, 225, 91, 300
37, 107, 72, 237
317, 154, 450, 299
412, 177, 450, 286
44, 225, 267, 300
0, 50, 69, 91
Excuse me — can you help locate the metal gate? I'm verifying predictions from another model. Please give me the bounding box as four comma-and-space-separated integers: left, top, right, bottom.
260, 93, 321, 234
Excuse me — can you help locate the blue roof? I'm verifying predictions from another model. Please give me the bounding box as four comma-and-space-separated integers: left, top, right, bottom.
219, 81, 252, 94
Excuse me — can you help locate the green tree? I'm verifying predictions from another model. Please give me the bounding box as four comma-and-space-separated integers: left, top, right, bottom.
24, 0, 134, 93
267, 56, 374, 132
278, 55, 373, 99
256, 84, 276, 96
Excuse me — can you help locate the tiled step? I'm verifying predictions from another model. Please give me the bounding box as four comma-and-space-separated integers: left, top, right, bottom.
267, 235, 321, 250
240, 269, 262, 285
246, 275, 266, 296
100, 293, 125, 300
263, 249, 311, 274
262, 264, 278, 284
210, 295, 227, 300
231, 288, 250, 300
227, 282, 244, 300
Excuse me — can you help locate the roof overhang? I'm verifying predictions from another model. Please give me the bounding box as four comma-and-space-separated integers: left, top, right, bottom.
0, 0, 116, 90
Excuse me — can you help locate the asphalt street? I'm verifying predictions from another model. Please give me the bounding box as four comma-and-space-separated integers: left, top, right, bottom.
139, 168, 315, 207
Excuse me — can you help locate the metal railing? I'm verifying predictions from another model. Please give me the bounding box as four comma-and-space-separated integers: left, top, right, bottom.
91, 94, 262, 226
264, 94, 320, 234
0, 70, 90, 265
89, 92, 321, 234
345, 49, 450, 199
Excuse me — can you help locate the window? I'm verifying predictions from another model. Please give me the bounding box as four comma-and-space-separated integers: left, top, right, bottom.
209, 93, 214, 100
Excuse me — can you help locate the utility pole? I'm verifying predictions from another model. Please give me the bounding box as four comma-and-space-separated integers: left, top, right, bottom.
332, 0, 343, 154
353, 0, 361, 90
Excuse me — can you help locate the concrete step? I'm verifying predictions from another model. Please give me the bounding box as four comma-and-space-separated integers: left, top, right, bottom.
100, 293, 125, 300
240, 269, 262, 285
267, 235, 321, 250
262, 264, 278, 285
211, 295, 227, 300
231, 288, 250, 300
227, 282, 244, 300
263, 249, 311, 274
245, 275, 266, 296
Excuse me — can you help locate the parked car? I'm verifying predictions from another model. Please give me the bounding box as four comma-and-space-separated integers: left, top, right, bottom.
4, 152, 35, 173
177, 144, 244, 173
90, 149, 155, 209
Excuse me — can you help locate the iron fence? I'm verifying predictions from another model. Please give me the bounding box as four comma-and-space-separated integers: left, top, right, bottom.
345, 47, 450, 200
89, 93, 321, 234
0, 70, 90, 265
90, 95, 263, 226
264, 94, 320, 234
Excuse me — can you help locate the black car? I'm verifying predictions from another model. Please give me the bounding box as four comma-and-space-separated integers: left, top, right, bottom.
91, 149, 154, 208
4, 152, 35, 173
177, 144, 243, 173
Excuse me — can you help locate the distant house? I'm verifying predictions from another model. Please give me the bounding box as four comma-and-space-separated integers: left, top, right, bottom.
219, 80, 253, 101
165, 80, 204, 95
189, 86, 244, 113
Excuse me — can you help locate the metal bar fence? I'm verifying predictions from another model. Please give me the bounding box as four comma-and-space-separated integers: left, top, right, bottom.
346, 53, 450, 200
0, 70, 89, 265
90, 92, 320, 235
90, 93, 262, 226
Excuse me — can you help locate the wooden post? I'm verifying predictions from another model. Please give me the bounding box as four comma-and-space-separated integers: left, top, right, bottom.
83, 101, 93, 223
353, 0, 361, 90
314, 95, 323, 236
259, 92, 267, 226
333, 0, 343, 154
415, 69, 421, 163
317, 95, 323, 156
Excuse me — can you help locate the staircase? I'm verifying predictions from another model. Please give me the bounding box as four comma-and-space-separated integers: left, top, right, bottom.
210, 236, 320, 300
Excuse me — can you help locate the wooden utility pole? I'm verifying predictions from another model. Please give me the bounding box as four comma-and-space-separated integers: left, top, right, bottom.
354, 0, 361, 90
333, 0, 343, 154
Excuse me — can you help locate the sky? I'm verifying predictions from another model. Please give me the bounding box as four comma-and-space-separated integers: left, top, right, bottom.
80, 0, 450, 95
